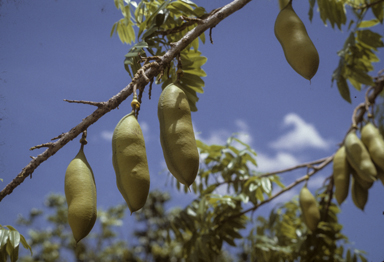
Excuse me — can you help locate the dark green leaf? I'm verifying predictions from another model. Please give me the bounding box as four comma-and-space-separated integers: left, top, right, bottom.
337, 75, 351, 103
372, 2, 384, 23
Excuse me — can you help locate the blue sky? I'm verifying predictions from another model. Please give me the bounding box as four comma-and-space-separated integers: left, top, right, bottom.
1, 0, 384, 260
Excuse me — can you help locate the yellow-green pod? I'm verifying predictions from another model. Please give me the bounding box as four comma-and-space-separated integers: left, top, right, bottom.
345, 131, 377, 183
351, 168, 373, 190
158, 83, 199, 187
333, 146, 351, 205
274, 0, 319, 80
351, 176, 369, 211
361, 122, 384, 171
299, 186, 320, 232
278, 0, 290, 10
65, 145, 97, 243
375, 164, 384, 186
112, 112, 150, 214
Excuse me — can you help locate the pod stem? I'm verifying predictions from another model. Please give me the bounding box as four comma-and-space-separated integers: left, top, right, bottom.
351, 103, 365, 129
365, 86, 375, 120
79, 130, 88, 147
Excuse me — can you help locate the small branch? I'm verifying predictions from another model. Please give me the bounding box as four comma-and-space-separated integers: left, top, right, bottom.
63, 99, 104, 107
30, 143, 54, 151
51, 133, 65, 141
259, 156, 330, 178
352, 0, 384, 10
229, 154, 334, 220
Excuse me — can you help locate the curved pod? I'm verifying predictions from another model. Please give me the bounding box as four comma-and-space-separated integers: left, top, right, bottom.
351, 176, 369, 211
112, 112, 150, 214
65, 146, 97, 243
158, 83, 199, 187
299, 186, 320, 232
345, 131, 377, 183
361, 122, 384, 170
274, 0, 319, 80
332, 146, 351, 205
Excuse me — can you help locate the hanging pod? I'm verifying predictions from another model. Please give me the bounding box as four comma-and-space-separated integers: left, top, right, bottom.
65, 142, 97, 243
361, 122, 384, 170
112, 111, 150, 214
299, 185, 320, 232
332, 146, 351, 205
158, 83, 199, 187
351, 175, 369, 211
274, 0, 319, 80
344, 131, 377, 183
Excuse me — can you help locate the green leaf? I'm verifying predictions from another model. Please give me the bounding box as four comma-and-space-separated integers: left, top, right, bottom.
357, 29, 384, 50
372, 2, 384, 23
261, 178, 272, 195
337, 75, 351, 103
5, 226, 20, 249
348, 67, 374, 86
358, 19, 380, 28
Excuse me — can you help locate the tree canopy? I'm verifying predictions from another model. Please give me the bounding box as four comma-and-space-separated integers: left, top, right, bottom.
1, 0, 384, 261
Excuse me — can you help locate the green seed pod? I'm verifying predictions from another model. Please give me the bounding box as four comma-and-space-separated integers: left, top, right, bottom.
65, 145, 97, 243
351, 176, 369, 211
345, 131, 377, 183
158, 83, 199, 187
375, 164, 384, 186
299, 186, 320, 232
274, 0, 319, 80
351, 168, 373, 190
361, 122, 384, 171
112, 112, 150, 214
278, 0, 290, 10
333, 146, 351, 205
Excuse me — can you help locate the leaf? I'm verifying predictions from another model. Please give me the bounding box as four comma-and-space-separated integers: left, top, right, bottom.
358, 19, 380, 28
261, 178, 272, 194
337, 75, 352, 103
318, 0, 346, 30
308, 0, 316, 22
372, 2, 384, 23
5, 226, 20, 249
348, 67, 374, 86
357, 29, 384, 50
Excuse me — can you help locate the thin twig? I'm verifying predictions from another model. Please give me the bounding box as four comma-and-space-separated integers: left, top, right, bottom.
63, 99, 104, 107
228, 155, 334, 220
30, 143, 54, 151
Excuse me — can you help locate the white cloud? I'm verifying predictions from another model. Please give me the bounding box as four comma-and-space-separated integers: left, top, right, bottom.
270, 113, 330, 151
101, 131, 113, 141
256, 152, 301, 172
195, 118, 253, 148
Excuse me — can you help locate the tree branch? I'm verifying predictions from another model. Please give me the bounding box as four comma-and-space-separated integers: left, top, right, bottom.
0, 0, 253, 202
229, 154, 335, 220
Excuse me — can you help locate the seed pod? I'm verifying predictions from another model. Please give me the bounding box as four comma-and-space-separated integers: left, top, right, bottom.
351, 176, 369, 211
332, 146, 351, 205
158, 83, 199, 187
351, 168, 373, 190
65, 145, 97, 243
361, 122, 384, 171
278, 0, 290, 10
345, 131, 377, 183
375, 164, 384, 186
299, 186, 320, 232
112, 112, 150, 214
274, 0, 319, 80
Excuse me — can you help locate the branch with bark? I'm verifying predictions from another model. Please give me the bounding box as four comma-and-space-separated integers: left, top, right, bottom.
0, 0, 253, 202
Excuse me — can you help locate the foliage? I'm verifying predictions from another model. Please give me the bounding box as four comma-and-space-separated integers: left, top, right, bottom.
0, 225, 31, 262
4, 0, 384, 261
111, 0, 207, 111
16, 136, 367, 262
